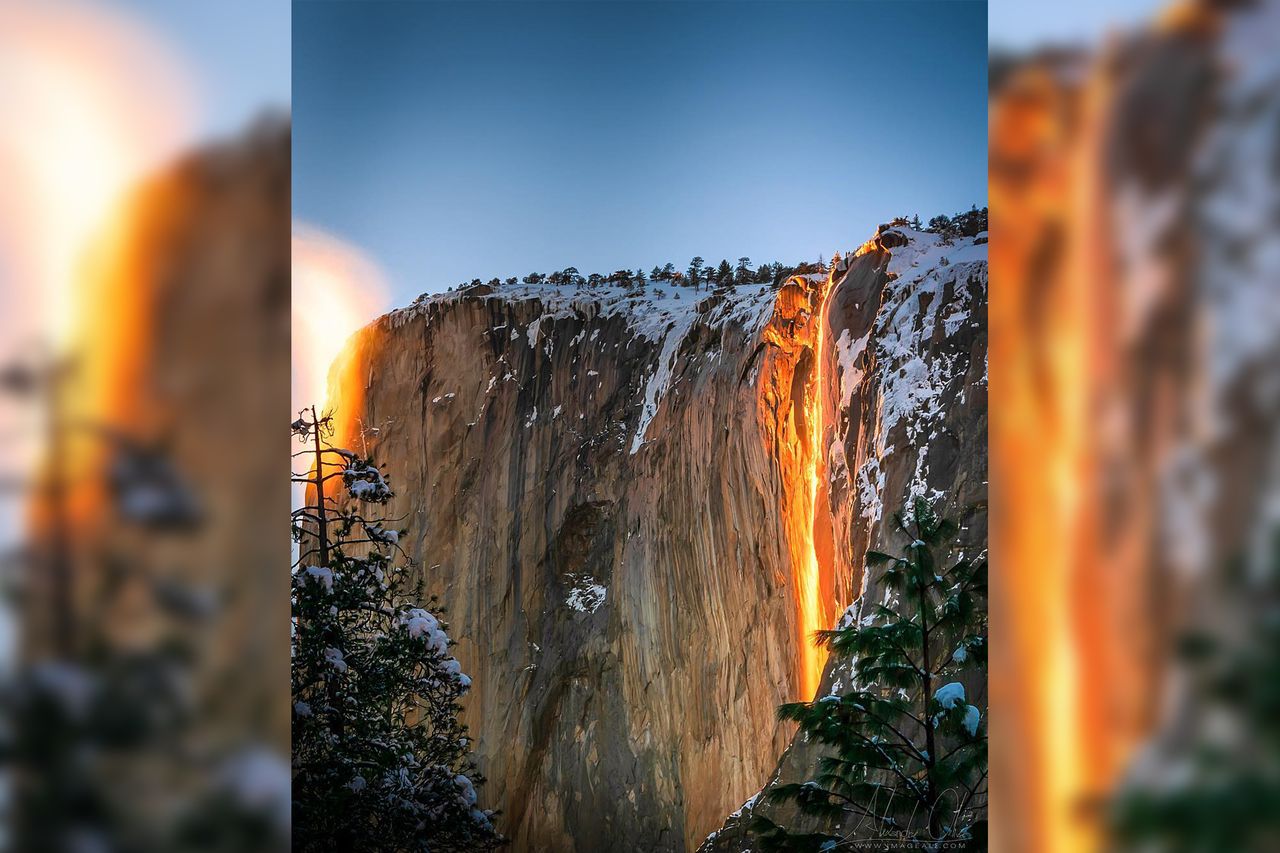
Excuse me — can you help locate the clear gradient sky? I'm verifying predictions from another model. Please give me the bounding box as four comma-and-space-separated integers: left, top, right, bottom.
989, 0, 1163, 49
120, 0, 290, 138
293, 0, 987, 306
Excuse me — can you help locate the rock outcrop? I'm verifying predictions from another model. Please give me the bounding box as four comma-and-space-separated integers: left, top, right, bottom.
326, 226, 988, 851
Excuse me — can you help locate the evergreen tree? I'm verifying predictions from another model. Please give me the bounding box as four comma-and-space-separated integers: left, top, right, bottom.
688, 256, 705, 290
717, 259, 733, 285
927, 215, 953, 234
750, 498, 988, 850
736, 257, 753, 284
650, 265, 663, 282
291, 408, 502, 852
661, 262, 676, 281
952, 206, 987, 238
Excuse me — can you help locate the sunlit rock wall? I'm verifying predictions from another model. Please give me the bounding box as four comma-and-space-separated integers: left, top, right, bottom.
327, 274, 840, 851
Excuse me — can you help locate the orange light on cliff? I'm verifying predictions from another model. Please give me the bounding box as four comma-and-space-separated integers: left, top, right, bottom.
796, 291, 831, 700
291, 224, 388, 440
772, 275, 836, 702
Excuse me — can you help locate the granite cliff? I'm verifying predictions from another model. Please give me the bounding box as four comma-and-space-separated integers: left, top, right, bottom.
324, 225, 988, 851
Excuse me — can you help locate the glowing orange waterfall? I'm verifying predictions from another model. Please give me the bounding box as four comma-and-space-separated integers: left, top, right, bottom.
802, 299, 830, 699
789, 282, 832, 701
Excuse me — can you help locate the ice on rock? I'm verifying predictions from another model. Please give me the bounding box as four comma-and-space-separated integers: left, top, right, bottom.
565, 574, 607, 613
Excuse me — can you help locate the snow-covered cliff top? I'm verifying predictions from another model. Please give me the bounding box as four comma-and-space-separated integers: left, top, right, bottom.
385, 276, 783, 343
380, 225, 986, 345
374, 227, 987, 458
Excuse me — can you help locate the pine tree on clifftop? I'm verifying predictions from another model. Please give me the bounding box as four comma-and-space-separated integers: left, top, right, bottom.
750, 498, 988, 851
291, 407, 502, 852
717, 259, 734, 285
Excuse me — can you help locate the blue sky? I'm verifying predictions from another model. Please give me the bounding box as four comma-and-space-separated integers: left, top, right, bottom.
293, 0, 987, 306
119, 0, 290, 138
989, 0, 1163, 49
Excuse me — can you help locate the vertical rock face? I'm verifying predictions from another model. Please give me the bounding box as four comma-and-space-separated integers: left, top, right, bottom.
702, 227, 989, 849
327, 227, 987, 851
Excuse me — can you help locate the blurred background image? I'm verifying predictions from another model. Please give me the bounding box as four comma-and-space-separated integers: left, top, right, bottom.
990, 0, 1280, 851
0, 1, 289, 850
3, 0, 1279, 850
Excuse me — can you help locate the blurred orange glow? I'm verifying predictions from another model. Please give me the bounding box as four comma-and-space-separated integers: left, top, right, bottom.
291, 224, 389, 441
990, 52, 1093, 853
0, 0, 193, 349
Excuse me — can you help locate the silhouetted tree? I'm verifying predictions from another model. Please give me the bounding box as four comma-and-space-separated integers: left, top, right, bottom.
716, 259, 733, 284
688, 256, 705, 291
291, 408, 502, 852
